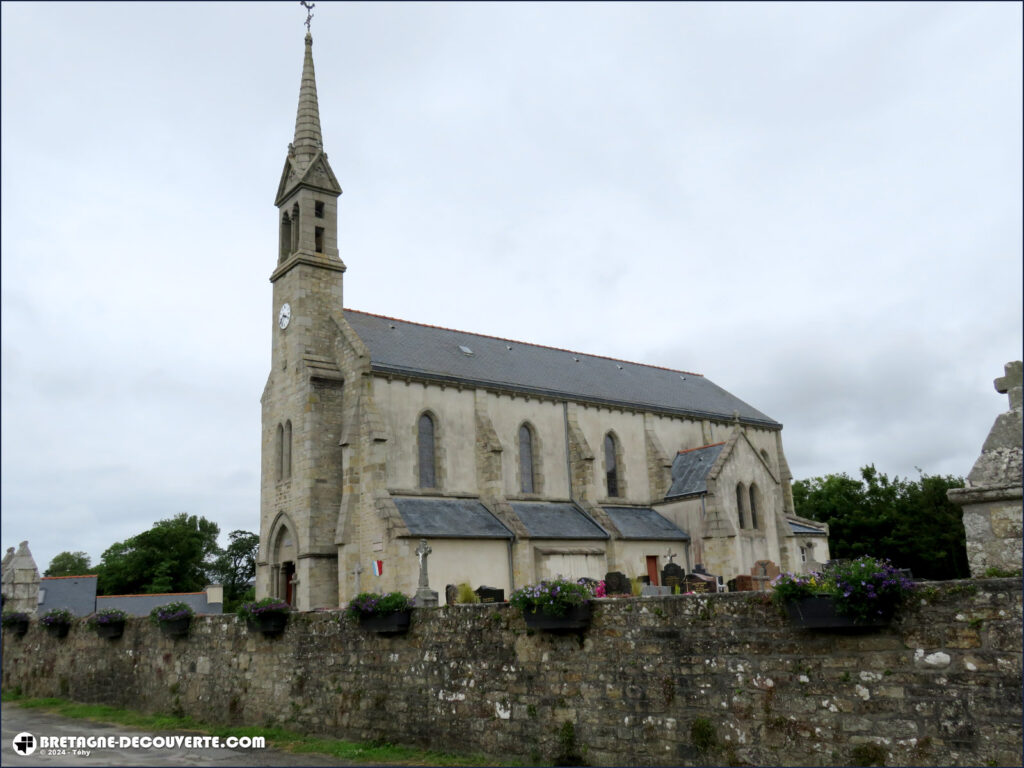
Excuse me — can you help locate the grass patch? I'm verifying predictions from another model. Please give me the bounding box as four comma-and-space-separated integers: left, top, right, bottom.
2, 692, 513, 766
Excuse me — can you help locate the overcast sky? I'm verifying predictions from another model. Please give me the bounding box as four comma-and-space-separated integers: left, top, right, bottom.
2, 1, 1021, 575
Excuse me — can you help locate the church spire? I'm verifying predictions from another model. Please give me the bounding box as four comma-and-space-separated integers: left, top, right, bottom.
291, 32, 323, 170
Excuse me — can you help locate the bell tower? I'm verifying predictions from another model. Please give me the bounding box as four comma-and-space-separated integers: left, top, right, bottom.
257, 27, 345, 610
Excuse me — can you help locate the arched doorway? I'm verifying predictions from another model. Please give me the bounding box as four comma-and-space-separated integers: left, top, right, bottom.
271, 519, 297, 607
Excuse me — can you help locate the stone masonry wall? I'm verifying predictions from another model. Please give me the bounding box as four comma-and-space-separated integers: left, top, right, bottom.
2, 580, 1020, 767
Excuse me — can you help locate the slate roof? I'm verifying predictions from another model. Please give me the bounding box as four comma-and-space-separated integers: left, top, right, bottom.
96, 591, 222, 617
393, 497, 513, 539
509, 502, 609, 539
38, 575, 97, 617
665, 443, 726, 499
345, 311, 779, 426
602, 507, 691, 540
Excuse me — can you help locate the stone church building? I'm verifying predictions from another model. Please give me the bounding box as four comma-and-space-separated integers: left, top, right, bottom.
256, 32, 828, 610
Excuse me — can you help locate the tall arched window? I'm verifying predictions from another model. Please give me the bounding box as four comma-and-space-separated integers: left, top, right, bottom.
280, 212, 292, 261
519, 423, 535, 494
275, 423, 284, 482
736, 482, 747, 529
604, 433, 620, 498
418, 412, 437, 489
748, 483, 759, 529
290, 203, 300, 253
284, 420, 293, 480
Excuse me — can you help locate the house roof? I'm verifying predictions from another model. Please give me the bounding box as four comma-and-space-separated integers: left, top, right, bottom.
602, 506, 691, 540
344, 311, 779, 427
96, 591, 221, 617
509, 502, 609, 540
393, 497, 514, 539
665, 442, 726, 499
38, 575, 97, 617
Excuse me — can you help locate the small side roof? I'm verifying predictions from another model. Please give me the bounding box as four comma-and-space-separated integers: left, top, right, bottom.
393, 497, 513, 539
510, 502, 609, 540
602, 506, 690, 540
788, 519, 828, 535
665, 442, 726, 499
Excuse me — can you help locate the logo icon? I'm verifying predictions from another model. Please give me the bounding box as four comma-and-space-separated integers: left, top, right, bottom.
13, 732, 37, 755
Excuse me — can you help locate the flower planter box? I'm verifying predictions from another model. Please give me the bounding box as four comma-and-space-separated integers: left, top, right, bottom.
7, 619, 30, 638
96, 621, 125, 640
159, 617, 191, 639
784, 596, 888, 630
44, 623, 71, 639
246, 613, 288, 636
523, 603, 592, 632
358, 610, 411, 635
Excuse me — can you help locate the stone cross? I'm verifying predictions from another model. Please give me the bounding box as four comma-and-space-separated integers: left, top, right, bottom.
416, 539, 432, 588
352, 562, 363, 594
994, 361, 1022, 410
300, 1, 315, 32
665, 548, 677, 564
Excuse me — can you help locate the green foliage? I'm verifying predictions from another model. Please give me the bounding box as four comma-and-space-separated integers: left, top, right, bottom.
39, 608, 74, 627
456, 582, 480, 604
344, 592, 411, 621
44, 551, 94, 577
850, 742, 887, 766
209, 530, 260, 612
96, 513, 221, 596
509, 578, 593, 617
772, 556, 915, 622
237, 597, 290, 621
982, 566, 1022, 578
792, 466, 968, 580
2, 610, 31, 627
553, 721, 585, 767
148, 601, 195, 624
690, 717, 717, 753
87, 608, 128, 627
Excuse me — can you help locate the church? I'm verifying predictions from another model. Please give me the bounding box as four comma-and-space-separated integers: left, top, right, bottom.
255, 30, 829, 610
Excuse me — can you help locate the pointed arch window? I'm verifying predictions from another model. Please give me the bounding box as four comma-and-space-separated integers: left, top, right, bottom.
748, 484, 759, 529
290, 203, 300, 253
604, 432, 620, 498
519, 423, 536, 494
418, 412, 437, 489
736, 482, 747, 529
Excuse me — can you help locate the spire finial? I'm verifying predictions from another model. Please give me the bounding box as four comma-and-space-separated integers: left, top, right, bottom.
300, 1, 315, 33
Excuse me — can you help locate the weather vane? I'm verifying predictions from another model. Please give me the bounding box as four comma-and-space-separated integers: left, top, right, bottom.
300, 1, 315, 32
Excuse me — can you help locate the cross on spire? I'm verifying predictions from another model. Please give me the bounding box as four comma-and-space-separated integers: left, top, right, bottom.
994, 361, 1022, 410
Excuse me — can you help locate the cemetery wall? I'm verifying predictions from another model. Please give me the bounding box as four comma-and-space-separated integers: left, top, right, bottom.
2, 579, 1021, 767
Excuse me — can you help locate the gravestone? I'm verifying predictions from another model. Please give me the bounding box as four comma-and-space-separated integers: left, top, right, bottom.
604, 571, 631, 596
445, 584, 458, 606
750, 560, 780, 592
474, 585, 504, 603
730, 574, 754, 592
413, 539, 439, 608
661, 563, 685, 592
682, 572, 715, 593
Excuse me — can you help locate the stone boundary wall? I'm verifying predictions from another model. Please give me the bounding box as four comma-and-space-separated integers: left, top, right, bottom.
2, 580, 1021, 767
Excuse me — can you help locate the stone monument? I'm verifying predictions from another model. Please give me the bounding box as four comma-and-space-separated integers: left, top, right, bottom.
0, 541, 40, 614
948, 361, 1023, 576
413, 539, 439, 607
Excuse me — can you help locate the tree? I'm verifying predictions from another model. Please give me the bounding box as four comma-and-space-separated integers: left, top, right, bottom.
95, 513, 220, 596
44, 551, 94, 577
793, 465, 968, 581
209, 530, 260, 612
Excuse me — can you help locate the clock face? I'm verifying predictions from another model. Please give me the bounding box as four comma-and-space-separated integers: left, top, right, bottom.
278, 303, 291, 329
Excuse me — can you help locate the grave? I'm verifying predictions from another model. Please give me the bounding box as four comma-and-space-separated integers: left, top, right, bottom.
682, 572, 715, 593
474, 585, 504, 603
661, 563, 685, 592
604, 571, 631, 596
445, 584, 458, 606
